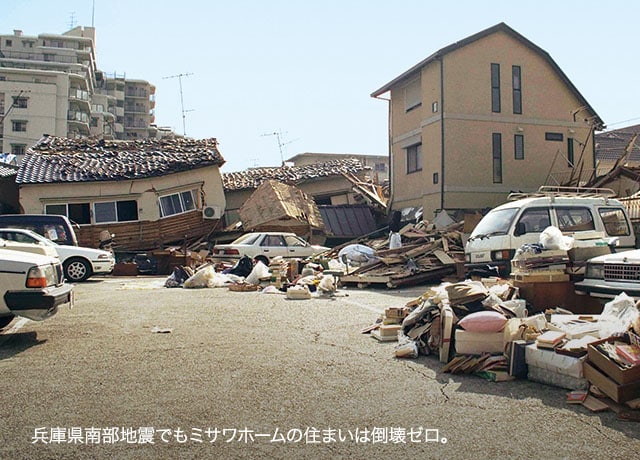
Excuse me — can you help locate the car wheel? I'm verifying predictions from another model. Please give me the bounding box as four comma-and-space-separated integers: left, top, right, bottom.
64, 258, 92, 282
254, 255, 269, 266
0, 315, 14, 329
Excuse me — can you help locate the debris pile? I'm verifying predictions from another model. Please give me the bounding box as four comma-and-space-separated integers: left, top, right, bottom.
363, 275, 640, 419
330, 220, 466, 288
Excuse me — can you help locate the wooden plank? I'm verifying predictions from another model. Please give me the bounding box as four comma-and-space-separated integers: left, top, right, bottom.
341, 274, 392, 284
434, 249, 456, 265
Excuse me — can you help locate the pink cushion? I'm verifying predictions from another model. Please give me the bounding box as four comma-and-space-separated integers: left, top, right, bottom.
458, 311, 508, 333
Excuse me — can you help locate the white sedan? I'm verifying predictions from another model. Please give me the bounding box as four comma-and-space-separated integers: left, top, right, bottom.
0, 228, 115, 282
211, 232, 329, 265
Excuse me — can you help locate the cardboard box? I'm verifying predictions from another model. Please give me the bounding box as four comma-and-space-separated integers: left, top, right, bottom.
384, 307, 408, 320
439, 305, 454, 363
528, 365, 588, 390
525, 344, 585, 378
567, 245, 611, 262
583, 361, 640, 403
587, 337, 640, 384
454, 329, 504, 355
378, 324, 402, 337
512, 272, 570, 283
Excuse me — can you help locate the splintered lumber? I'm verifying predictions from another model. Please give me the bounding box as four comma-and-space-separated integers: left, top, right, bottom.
338, 222, 465, 288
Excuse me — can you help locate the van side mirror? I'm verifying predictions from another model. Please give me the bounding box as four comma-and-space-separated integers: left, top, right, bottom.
514, 222, 526, 237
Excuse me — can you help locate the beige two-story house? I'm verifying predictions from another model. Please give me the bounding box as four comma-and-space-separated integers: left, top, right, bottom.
371, 22, 604, 220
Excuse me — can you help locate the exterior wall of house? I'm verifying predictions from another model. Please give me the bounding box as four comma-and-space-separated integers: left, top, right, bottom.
18, 166, 226, 219
387, 28, 596, 219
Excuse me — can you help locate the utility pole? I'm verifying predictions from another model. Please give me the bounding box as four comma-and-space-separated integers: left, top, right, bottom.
163, 72, 193, 136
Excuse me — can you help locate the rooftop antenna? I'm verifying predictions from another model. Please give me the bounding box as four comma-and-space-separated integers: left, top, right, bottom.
261, 129, 299, 165
68, 12, 77, 29
163, 72, 193, 136
92, 0, 95, 27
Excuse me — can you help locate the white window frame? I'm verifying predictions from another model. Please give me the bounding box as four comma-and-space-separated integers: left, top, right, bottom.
158, 189, 197, 218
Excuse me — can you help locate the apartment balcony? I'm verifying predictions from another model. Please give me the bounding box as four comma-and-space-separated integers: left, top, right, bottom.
69, 89, 91, 113
125, 88, 149, 98
124, 104, 149, 114
124, 118, 148, 129
67, 110, 90, 135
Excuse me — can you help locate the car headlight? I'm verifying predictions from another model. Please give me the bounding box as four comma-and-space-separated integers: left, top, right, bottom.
585, 262, 604, 279
97, 253, 111, 260
491, 249, 512, 261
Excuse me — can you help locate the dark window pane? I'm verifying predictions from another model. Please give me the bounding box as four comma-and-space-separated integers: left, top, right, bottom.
117, 200, 138, 222
493, 133, 502, 183
45, 204, 66, 216
491, 63, 501, 113
68, 203, 90, 224
545, 132, 564, 141
567, 138, 574, 168
515, 134, 524, 160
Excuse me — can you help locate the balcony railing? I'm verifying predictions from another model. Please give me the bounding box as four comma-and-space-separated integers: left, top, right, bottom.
69, 88, 90, 101
67, 110, 90, 124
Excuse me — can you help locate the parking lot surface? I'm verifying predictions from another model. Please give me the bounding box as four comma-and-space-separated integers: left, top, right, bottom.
1, 277, 639, 459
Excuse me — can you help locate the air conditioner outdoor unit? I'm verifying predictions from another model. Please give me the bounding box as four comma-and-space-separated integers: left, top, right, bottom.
202, 205, 221, 220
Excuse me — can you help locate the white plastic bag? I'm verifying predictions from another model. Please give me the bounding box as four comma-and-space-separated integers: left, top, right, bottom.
245, 261, 270, 285
598, 292, 639, 338
539, 226, 573, 250
318, 274, 336, 293
183, 265, 216, 288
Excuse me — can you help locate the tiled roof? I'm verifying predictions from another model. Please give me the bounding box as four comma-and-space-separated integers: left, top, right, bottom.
595, 124, 640, 163
0, 162, 19, 178
16, 135, 225, 184
222, 158, 369, 191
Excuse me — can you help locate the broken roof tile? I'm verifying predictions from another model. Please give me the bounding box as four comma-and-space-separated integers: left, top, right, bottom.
16, 135, 225, 184
222, 158, 369, 191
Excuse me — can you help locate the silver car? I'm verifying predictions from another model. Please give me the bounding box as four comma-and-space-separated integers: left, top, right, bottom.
575, 249, 640, 300
211, 232, 329, 265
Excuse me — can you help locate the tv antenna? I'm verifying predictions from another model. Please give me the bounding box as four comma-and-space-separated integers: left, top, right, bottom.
261, 130, 299, 165
163, 72, 193, 136
68, 12, 77, 29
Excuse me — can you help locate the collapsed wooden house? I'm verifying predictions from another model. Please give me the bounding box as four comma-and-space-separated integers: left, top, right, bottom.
15, 135, 227, 252
239, 180, 324, 239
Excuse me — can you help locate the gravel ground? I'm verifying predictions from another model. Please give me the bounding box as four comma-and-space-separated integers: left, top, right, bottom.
1, 276, 639, 459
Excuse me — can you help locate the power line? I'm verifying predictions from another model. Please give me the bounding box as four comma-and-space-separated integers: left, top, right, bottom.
605, 117, 640, 129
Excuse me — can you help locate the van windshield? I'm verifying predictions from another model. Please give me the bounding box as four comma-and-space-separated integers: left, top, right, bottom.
470, 208, 518, 239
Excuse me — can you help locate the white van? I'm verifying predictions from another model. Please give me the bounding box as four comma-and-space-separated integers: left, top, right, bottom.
465, 186, 636, 276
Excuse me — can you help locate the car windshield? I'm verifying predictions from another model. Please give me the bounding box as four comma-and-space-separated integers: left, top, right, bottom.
470, 208, 518, 238
231, 233, 262, 245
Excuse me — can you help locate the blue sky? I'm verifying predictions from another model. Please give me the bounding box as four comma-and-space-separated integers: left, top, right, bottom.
2, 1, 639, 172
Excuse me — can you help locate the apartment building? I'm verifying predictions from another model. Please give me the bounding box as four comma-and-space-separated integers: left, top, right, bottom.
0, 26, 160, 162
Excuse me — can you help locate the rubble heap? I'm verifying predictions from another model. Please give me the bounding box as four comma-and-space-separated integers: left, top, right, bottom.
331, 221, 466, 288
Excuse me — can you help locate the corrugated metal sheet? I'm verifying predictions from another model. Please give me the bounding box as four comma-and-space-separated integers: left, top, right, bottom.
319, 205, 377, 238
